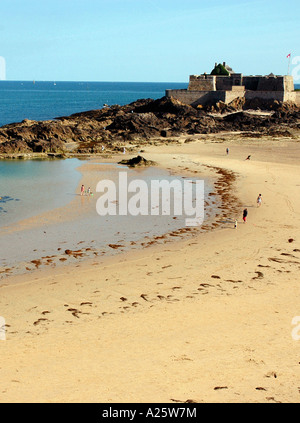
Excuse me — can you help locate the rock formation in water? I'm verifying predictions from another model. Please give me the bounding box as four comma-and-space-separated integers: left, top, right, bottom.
118, 155, 156, 167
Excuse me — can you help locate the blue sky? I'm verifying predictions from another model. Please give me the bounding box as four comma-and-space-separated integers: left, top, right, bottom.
0, 0, 299, 82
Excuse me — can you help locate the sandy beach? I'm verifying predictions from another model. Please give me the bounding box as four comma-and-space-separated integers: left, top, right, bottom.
0, 133, 299, 403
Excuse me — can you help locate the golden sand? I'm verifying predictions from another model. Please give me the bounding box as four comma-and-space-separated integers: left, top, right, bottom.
0, 134, 299, 403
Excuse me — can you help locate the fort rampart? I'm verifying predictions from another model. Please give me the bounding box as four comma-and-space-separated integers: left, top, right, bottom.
166, 69, 299, 106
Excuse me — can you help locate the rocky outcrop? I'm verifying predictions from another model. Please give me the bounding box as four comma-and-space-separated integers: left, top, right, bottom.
118, 155, 156, 167
0, 96, 299, 156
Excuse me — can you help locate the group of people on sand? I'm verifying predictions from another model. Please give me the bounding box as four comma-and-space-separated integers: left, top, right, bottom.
234, 194, 262, 228
80, 185, 93, 196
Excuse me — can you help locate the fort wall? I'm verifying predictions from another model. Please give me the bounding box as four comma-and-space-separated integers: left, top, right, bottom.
188, 74, 294, 93
166, 89, 226, 106
257, 77, 285, 91
188, 75, 216, 91
215, 74, 243, 90
166, 88, 299, 107
244, 91, 285, 102
224, 87, 245, 103
166, 69, 297, 107
284, 76, 295, 92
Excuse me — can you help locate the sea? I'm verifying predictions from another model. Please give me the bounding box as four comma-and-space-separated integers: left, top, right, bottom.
0, 80, 188, 127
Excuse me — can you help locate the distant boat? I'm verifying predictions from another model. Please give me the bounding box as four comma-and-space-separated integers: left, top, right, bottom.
54, 82, 56, 86
33, 80, 35, 84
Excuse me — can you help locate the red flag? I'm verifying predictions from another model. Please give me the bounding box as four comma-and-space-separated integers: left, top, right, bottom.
287, 53, 291, 58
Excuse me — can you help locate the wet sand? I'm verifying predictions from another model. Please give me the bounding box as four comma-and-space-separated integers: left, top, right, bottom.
0, 133, 299, 403
0, 158, 217, 277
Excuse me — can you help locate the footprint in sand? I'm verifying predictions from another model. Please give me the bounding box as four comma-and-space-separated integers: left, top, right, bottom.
156, 295, 166, 301
266, 397, 281, 403
225, 279, 243, 283
265, 371, 277, 379
67, 308, 81, 318
252, 271, 264, 280
173, 354, 192, 362
170, 398, 197, 403
281, 252, 297, 257
140, 294, 149, 302
33, 318, 48, 326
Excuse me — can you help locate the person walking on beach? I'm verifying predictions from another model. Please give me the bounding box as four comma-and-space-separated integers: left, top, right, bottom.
243, 208, 248, 223
234, 219, 238, 229
226, 148, 229, 155
257, 194, 262, 207
80, 184, 85, 196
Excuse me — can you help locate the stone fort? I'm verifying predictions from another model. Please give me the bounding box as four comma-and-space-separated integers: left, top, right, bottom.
166, 62, 300, 107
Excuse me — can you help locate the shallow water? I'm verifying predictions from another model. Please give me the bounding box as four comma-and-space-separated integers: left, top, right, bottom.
0, 158, 83, 227
0, 160, 218, 275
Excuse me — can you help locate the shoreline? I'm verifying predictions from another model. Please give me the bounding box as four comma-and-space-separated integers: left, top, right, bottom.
0, 145, 224, 281
0, 135, 299, 403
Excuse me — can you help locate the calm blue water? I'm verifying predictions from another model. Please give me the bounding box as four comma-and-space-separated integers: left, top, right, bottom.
0, 159, 83, 227
0, 81, 188, 127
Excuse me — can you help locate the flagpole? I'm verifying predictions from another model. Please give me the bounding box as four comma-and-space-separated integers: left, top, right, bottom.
287, 54, 291, 75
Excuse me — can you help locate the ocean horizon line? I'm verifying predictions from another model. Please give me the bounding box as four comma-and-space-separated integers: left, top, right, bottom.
0, 80, 188, 85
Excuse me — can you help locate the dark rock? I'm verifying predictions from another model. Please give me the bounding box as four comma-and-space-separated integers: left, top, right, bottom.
0, 95, 299, 156
118, 155, 156, 167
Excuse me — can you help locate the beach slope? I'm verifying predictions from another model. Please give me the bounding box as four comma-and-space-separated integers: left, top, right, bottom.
0, 137, 299, 403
